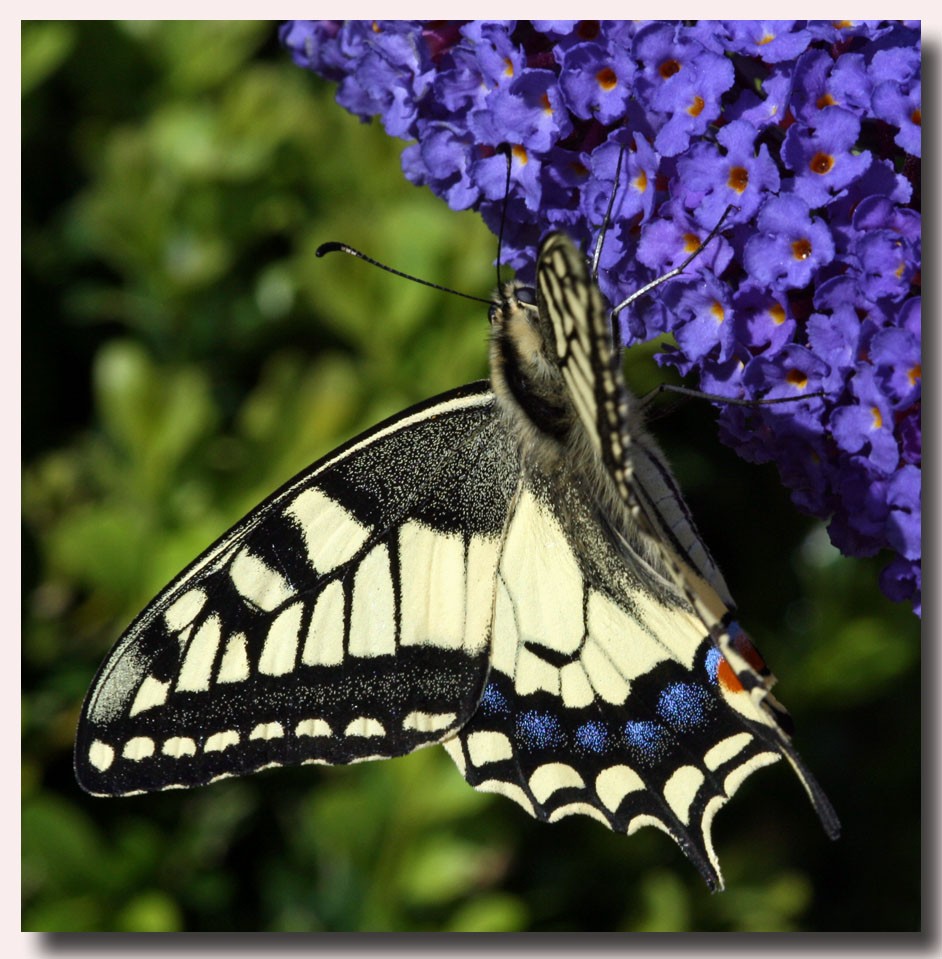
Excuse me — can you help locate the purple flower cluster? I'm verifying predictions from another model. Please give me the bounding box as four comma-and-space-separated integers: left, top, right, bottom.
281, 20, 922, 614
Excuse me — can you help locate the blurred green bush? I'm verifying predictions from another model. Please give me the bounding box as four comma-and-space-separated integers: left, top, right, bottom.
22, 21, 920, 932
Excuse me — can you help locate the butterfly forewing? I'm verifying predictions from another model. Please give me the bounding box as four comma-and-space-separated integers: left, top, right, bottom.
536, 234, 733, 607
76, 383, 517, 796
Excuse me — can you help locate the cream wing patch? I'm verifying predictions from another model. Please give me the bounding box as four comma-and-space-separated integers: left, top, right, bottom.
499, 488, 584, 656
302, 579, 345, 666
286, 486, 372, 574
229, 549, 294, 612
399, 522, 466, 650
349, 543, 396, 658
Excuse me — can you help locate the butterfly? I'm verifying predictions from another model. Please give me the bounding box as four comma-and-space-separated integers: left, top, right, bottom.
75, 229, 839, 891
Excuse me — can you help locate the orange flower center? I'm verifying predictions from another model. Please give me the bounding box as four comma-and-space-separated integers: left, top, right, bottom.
727, 165, 749, 193
596, 67, 617, 91
791, 238, 812, 260
659, 58, 681, 79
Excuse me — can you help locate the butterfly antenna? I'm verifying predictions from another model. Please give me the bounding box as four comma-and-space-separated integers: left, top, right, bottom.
591, 144, 626, 280
495, 144, 513, 289
611, 204, 736, 320
316, 242, 491, 306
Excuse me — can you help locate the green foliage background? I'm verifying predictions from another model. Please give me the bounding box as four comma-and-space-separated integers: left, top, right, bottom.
22, 21, 920, 932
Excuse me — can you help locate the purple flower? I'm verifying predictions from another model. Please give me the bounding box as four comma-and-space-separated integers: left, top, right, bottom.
872, 78, 922, 157
281, 20, 922, 615
731, 285, 797, 357
632, 22, 735, 157
711, 21, 813, 63
677, 119, 781, 227
558, 42, 636, 124
791, 49, 871, 123
471, 69, 572, 156
743, 194, 836, 290
782, 107, 872, 208
401, 123, 480, 210
830, 369, 899, 475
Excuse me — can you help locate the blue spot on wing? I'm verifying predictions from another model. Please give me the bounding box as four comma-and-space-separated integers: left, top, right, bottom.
480, 682, 509, 715
623, 720, 670, 764
516, 710, 564, 750
657, 682, 714, 731
575, 721, 609, 753
704, 646, 722, 683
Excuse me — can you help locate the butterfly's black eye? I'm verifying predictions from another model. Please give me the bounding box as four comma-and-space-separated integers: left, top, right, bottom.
516, 287, 537, 306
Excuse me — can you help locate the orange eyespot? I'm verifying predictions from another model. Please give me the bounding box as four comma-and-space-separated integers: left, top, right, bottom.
717, 659, 744, 693
810, 152, 834, 175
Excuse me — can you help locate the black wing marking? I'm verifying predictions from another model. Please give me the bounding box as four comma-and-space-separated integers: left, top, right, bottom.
75, 382, 518, 796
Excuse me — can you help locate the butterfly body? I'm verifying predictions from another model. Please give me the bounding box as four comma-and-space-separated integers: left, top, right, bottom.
76, 232, 838, 890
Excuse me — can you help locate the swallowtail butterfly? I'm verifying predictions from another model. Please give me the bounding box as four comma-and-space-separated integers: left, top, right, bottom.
75, 231, 839, 891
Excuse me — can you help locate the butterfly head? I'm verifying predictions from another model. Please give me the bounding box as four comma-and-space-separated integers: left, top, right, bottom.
488, 280, 573, 449
489, 282, 545, 366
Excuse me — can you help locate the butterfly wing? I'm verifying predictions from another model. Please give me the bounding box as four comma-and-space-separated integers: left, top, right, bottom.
442, 477, 783, 891
75, 382, 518, 796
536, 232, 733, 611
439, 233, 837, 891
543, 236, 839, 842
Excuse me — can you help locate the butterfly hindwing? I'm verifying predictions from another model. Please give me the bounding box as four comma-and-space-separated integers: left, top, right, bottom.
75, 383, 518, 796
439, 232, 837, 890
441, 454, 784, 889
